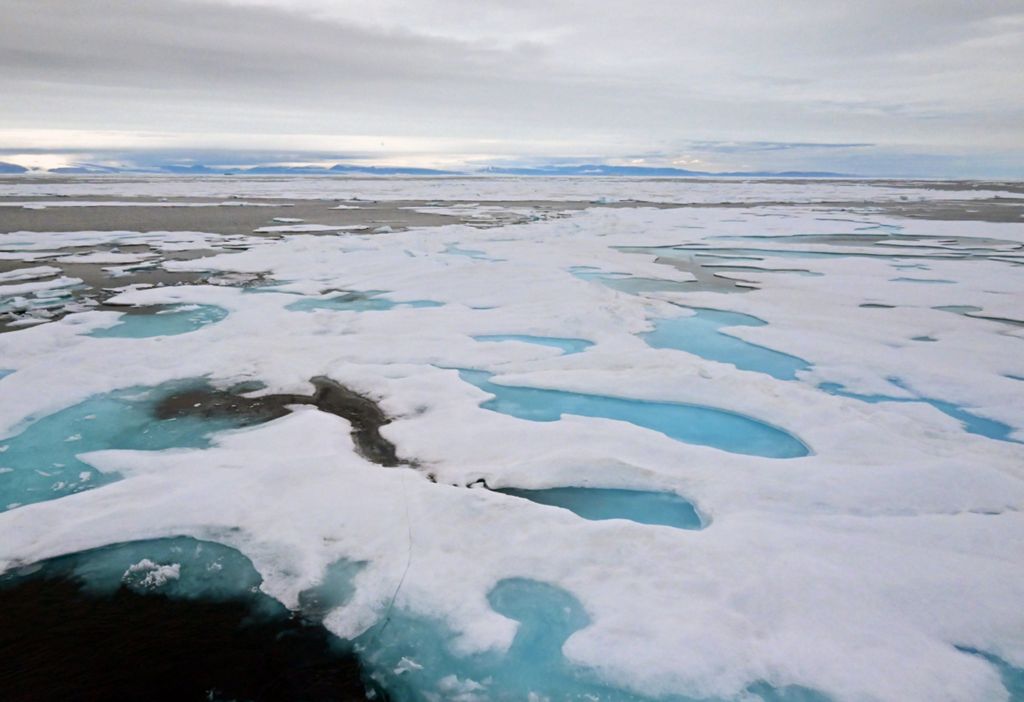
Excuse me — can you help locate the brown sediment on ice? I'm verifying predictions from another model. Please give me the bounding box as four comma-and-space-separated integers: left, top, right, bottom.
0, 195, 583, 330
154, 378, 401, 467
0, 196, 582, 234
0, 254, 215, 333
4, 195, 1022, 226
2, 185, 1020, 332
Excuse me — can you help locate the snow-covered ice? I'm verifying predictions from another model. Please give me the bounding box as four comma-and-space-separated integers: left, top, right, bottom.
0, 178, 1022, 701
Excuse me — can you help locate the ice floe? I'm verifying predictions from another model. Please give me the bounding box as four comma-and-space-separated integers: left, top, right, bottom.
0, 181, 1022, 701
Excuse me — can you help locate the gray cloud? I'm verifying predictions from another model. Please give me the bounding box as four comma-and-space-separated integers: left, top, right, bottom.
1, 0, 1022, 175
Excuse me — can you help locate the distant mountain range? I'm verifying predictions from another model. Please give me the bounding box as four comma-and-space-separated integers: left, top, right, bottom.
478, 164, 847, 177
8, 161, 849, 178
46, 163, 460, 176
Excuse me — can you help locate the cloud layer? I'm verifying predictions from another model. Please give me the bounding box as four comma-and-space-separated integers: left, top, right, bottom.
2, 0, 1022, 175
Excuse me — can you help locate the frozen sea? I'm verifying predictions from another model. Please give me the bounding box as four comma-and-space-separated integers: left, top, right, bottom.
0, 176, 1022, 701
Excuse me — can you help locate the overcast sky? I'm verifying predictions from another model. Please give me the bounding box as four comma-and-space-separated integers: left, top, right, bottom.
2, 0, 1022, 175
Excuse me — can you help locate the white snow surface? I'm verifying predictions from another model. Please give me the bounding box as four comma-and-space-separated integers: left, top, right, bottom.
57, 252, 156, 264
0, 266, 62, 283
0, 182, 1022, 702
0, 200, 281, 208
0, 229, 270, 255
2, 175, 1022, 203
0, 275, 83, 297
253, 223, 368, 233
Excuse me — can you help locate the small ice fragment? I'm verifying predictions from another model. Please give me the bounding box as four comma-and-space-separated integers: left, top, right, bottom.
394, 657, 424, 675
123, 559, 181, 588
437, 675, 485, 694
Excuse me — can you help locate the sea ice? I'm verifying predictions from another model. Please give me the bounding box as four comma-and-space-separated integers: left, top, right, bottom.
457, 369, 809, 458
496, 487, 703, 529
641, 308, 810, 380
472, 334, 594, 355
0, 380, 259, 511
0, 180, 1022, 702
88, 304, 228, 338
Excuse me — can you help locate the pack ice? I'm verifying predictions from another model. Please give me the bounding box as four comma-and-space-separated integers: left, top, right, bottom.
0, 177, 1022, 702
